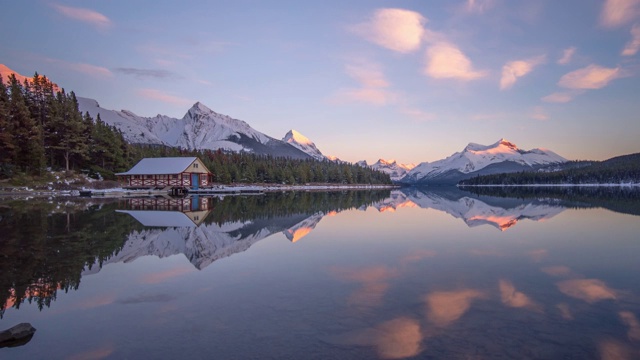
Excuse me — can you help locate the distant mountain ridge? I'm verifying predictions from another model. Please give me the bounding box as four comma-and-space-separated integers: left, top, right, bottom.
358, 159, 416, 181
401, 139, 567, 185
459, 152, 640, 186
77, 97, 312, 159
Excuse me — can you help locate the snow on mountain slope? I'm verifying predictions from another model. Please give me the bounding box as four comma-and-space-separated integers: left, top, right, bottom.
283, 212, 324, 242
83, 211, 328, 273
282, 129, 325, 160
367, 189, 566, 231
77, 97, 167, 144
359, 159, 416, 181
77, 97, 311, 159
402, 139, 566, 184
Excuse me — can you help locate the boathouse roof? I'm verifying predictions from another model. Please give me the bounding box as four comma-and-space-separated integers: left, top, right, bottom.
116, 157, 200, 175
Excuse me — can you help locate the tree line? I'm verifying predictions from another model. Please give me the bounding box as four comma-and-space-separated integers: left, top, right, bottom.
0, 73, 132, 179
0, 71, 391, 185
135, 145, 392, 185
459, 154, 640, 186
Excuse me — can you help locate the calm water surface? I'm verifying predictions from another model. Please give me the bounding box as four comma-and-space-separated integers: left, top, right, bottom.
1, 188, 639, 359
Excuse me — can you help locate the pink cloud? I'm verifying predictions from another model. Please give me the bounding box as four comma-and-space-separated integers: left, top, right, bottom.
138, 88, 193, 106
424, 42, 487, 80
345, 63, 389, 88
334, 61, 396, 106
558, 64, 621, 89
52, 4, 111, 29
541, 92, 577, 103
557, 47, 577, 65
622, 24, 640, 56
353, 8, 426, 53
75, 63, 113, 78
600, 0, 640, 28
500, 55, 546, 90
41, 57, 112, 78
338, 88, 396, 106
400, 108, 437, 123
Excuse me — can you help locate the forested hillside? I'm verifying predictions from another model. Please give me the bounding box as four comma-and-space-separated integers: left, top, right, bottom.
459, 153, 640, 185
135, 145, 392, 185
0, 73, 131, 178
0, 72, 391, 185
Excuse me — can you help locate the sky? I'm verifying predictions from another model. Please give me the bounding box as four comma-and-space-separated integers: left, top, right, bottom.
1, 0, 640, 164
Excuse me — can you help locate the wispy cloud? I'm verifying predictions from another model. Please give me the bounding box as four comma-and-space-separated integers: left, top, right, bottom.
353, 8, 426, 53
557, 47, 577, 65
42, 57, 112, 78
424, 42, 487, 80
464, 0, 497, 14
500, 55, 546, 90
622, 24, 640, 55
530, 106, 549, 121
600, 0, 640, 28
338, 88, 396, 106
334, 61, 396, 106
541, 91, 580, 103
75, 63, 113, 77
52, 4, 111, 30
400, 108, 437, 122
345, 63, 389, 88
558, 64, 622, 89
137, 88, 193, 106
114, 68, 175, 79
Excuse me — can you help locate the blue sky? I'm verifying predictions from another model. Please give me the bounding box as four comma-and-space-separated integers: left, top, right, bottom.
1, 0, 639, 164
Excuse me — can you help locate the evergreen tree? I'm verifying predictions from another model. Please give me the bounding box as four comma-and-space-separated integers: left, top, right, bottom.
7, 74, 44, 174
0, 75, 15, 171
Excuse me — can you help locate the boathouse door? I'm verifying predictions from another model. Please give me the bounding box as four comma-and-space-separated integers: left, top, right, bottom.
191, 174, 199, 189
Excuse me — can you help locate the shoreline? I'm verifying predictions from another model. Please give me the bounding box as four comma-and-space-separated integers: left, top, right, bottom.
0, 183, 399, 198
458, 183, 640, 187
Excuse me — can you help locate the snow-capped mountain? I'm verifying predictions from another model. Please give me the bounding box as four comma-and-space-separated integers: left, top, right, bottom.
401, 139, 567, 184
77, 97, 311, 159
360, 159, 416, 182
282, 129, 325, 160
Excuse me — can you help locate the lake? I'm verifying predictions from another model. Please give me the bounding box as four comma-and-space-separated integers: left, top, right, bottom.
1, 187, 639, 359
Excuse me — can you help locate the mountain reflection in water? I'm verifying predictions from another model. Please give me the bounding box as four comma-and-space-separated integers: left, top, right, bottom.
1, 187, 639, 358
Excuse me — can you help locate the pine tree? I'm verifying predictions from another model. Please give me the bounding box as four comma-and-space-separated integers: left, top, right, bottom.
49, 91, 89, 171
0, 75, 15, 172
7, 74, 44, 174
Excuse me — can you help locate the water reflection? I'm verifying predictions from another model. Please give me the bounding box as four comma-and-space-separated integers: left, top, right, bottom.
1, 187, 639, 358
0, 191, 390, 315
425, 289, 485, 327
556, 279, 618, 303
378, 187, 567, 231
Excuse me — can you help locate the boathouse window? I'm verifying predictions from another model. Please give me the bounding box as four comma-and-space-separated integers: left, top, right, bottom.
147, 175, 153, 179
194, 163, 199, 168
172, 175, 179, 179
133, 175, 140, 179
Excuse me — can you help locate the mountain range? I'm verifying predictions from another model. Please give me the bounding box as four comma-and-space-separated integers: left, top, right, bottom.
78, 97, 569, 184
77, 97, 315, 160
400, 139, 567, 185
357, 159, 416, 182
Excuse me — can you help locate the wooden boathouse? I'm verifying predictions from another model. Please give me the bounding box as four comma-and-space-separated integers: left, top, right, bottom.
116, 157, 212, 190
